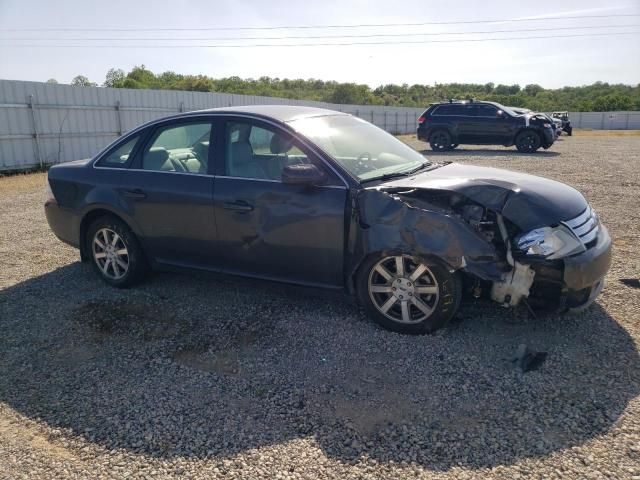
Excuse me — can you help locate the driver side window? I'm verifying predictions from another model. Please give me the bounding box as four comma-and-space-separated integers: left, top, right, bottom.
226, 121, 311, 180
142, 122, 212, 174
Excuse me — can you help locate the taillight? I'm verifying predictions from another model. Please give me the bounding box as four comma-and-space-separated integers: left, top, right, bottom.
418, 116, 426, 124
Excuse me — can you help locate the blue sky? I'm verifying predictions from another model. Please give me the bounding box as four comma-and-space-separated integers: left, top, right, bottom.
0, 0, 638, 88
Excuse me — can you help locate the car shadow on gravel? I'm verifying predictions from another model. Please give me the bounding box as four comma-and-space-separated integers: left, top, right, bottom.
420, 148, 562, 158
1, 263, 639, 471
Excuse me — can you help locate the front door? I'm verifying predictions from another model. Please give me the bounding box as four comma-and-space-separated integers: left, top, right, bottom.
467, 104, 512, 144
213, 118, 347, 287
119, 119, 219, 268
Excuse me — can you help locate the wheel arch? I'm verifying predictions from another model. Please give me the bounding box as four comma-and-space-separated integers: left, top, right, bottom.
514, 126, 542, 139
79, 207, 144, 262
428, 126, 457, 143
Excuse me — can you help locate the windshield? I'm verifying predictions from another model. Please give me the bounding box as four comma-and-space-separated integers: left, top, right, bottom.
493, 103, 518, 117
287, 115, 429, 181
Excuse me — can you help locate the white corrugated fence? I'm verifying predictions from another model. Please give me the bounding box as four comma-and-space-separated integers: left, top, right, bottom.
1, 79, 638, 171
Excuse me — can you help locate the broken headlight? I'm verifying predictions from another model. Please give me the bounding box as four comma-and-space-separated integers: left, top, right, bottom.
515, 225, 585, 259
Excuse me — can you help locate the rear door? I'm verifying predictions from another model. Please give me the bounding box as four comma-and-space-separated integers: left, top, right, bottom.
453, 104, 477, 143
117, 118, 219, 268
213, 117, 348, 287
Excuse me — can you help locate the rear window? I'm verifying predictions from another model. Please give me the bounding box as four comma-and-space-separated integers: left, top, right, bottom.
97, 134, 141, 168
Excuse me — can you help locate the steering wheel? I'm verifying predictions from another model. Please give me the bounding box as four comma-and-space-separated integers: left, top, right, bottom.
169, 157, 188, 173
356, 152, 372, 173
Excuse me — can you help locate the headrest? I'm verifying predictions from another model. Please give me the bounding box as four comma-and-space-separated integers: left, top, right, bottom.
144, 147, 169, 170
270, 134, 293, 154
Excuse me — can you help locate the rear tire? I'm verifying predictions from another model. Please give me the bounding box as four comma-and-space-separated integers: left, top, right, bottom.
86, 215, 148, 288
515, 130, 542, 153
429, 130, 453, 151
356, 254, 461, 334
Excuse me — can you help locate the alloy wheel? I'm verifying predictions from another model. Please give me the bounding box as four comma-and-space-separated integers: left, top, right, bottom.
431, 132, 449, 150
518, 132, 537, 151
92, 228, 129, 280
368, 255, 440, 324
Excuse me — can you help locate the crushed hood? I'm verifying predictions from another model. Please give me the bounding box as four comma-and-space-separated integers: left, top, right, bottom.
380, 163, 588, 231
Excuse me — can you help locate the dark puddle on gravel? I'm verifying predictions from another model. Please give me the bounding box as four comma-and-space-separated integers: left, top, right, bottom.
1, 264, 639, 471
71, 300, 185, 342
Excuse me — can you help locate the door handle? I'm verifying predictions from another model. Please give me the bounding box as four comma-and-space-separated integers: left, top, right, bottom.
223, 200, 254, 212
123, 189, 147, 200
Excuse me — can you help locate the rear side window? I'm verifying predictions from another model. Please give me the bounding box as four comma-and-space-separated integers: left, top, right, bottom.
432, 105, 468, 116
97, 134, 140, 168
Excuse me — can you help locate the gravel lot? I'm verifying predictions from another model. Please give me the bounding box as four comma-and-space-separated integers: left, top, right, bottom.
1, 134, 639, 479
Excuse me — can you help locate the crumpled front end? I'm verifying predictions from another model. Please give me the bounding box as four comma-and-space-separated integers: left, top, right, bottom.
352, 171, 611, 312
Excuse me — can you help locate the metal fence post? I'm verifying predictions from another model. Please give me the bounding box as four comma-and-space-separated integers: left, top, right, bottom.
27, 95, 43, 168
406, 111, 409, 134
395, 112, 398, 133
179, 101, 184, 113
384, 111, 387, 131
371, 110, 374, 123
355, 109, 359, 118
625, 112, 630, 130
115, 101, 123, 136
600, 112, 605, 129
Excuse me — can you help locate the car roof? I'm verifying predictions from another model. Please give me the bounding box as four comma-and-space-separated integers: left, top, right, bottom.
429, 100, 502, 108
176, 105, 349, 123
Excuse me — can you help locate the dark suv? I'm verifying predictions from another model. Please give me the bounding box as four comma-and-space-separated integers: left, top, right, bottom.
417, 100, 555, 153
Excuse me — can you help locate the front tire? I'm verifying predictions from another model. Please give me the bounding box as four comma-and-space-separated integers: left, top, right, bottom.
515, 130, 542, 153
356, 254, 461, 334
429, 130, 453, 151
86, 215, 147, 288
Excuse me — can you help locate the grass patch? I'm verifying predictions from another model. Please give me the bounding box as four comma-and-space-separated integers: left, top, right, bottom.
0, 172, 47, 198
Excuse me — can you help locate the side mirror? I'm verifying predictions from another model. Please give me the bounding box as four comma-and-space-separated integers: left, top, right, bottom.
282, 163, 327, 186
496, 110, 505, 118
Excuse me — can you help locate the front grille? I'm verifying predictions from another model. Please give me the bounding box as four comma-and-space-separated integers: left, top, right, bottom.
564, 207, 599, 247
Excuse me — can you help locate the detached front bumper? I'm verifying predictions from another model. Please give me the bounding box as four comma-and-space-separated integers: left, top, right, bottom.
562, 224, 612, 310
528, 224, 612, 311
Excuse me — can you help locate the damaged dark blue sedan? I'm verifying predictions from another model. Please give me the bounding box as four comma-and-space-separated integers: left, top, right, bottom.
45, 106, 612, 334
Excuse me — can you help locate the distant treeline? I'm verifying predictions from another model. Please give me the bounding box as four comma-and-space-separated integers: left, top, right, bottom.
60, 66, 640, 112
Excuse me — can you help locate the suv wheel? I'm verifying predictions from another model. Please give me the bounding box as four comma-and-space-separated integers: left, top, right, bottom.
429, 130, 453, 151
515, 130, 542, 153
356, 254, 461, 334
86, 215, 148, 288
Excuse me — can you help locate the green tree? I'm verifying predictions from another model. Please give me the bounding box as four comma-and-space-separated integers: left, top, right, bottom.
592, 94, 633, 111
71, 75, 97, 87
104, 68, 125, 88
46, 78, 58, 84
329, 83, 368, 104
98, 66, 640, 111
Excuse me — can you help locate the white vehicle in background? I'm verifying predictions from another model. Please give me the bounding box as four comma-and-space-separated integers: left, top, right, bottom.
509, 107, 562, 139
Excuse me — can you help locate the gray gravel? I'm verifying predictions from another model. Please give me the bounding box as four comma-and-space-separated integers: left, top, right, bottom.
1, 134, 639, 479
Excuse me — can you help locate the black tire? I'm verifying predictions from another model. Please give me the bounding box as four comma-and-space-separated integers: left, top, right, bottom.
356, 253, 462, 334
86, 215, 148, 288
515, 130, 542, 153
429, 130, 453, 151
